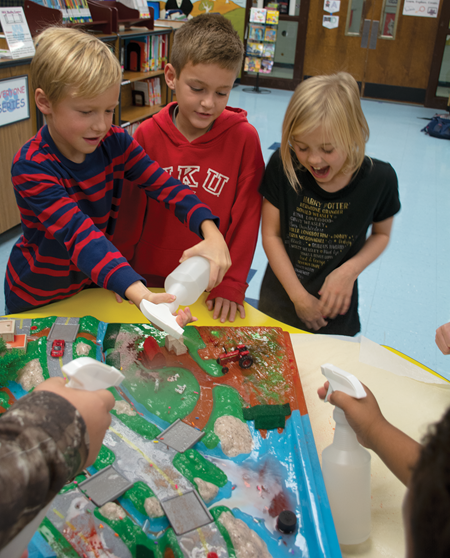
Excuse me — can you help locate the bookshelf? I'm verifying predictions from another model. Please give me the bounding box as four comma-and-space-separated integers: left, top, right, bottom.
21, 1, 171, 131
117, 27, 171, 133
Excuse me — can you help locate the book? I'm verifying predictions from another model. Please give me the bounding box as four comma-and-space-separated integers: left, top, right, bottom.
118, 0, 150, 18
262, 43, 275, 58
246, 41, 264, 56
244, 56, 261, 73
260, 58, 274, 74
264, 27, 277, 42
132, 80, 151, 105
132, 77, 162, 106
249, 23, 265, 41
250, 7, 266, 23
266, 9, 279, 24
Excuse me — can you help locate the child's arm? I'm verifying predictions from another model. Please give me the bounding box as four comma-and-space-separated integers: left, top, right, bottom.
262, 198, 328, 330
125, 140, 231, 293
436, 322, 450, 355
180, 219, 231, 291
0, 378, 114, 550
318, 381, 421, 486
319, 216, 394, 320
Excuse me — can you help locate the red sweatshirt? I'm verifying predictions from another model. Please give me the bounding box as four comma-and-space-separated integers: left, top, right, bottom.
114, 103, 264, 306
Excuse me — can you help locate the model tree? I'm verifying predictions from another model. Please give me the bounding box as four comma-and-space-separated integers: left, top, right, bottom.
0, 337, 28, 384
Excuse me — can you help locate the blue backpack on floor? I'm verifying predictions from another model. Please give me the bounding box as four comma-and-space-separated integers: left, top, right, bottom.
421, 114, 450, 140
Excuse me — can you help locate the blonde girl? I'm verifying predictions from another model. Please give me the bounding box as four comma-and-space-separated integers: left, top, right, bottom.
258, 72, 400, 335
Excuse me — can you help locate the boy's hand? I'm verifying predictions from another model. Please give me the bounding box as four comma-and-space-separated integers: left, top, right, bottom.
206, 297, 246, 323
318, 266, 356, 319
125, 282, 197, 326
318, 380, 385, 450
293, 291, 328, 331
114, 292, 134, 304
436, 322, 450, 355
175, 306, 197, 327
180, 220, 231, 292
125, 281, 176, 307
35, 377, 115, 469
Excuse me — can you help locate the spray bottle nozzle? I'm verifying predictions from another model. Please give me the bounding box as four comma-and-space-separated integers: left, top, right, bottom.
63, 357, 125, 390
321, 363, 367, 401
140, 299, 184, 339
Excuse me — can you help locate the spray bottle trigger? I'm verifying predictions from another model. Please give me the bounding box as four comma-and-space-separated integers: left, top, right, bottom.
63, 357, 124, 391
321, 363, 367, 400
325, 382, 334, 403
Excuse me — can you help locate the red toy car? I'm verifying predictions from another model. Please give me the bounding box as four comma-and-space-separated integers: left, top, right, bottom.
51, 339, 65, 358
216, 345, 253, 374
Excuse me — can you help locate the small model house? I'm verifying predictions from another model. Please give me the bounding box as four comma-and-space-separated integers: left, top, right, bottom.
0, 319, 27, 351
0, 319, 15, 343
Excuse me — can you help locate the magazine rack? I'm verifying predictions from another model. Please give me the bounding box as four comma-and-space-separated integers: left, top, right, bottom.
243, 8, 279, 95
23, 0, 152, 36
101, 1, 154, 31
86, 0, 118, 34
23, 1, 63, 36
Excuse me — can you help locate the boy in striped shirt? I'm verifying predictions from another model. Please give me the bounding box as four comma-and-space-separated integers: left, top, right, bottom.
5, 27, 230, 317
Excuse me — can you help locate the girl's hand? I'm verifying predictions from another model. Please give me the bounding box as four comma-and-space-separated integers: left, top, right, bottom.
293, 292, 328, 331
206, 297, 246, 323
180, 220, 231, 292
318, 266, 356, 319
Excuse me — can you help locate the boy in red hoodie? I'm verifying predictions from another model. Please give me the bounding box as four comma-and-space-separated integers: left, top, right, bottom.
114, 14, 265, 323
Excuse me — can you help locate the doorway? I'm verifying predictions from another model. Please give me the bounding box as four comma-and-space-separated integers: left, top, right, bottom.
425, 0, 450, 109
303, 0, 443, 103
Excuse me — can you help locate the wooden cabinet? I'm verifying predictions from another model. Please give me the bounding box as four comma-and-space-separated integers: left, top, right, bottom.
0, 59, 36, 234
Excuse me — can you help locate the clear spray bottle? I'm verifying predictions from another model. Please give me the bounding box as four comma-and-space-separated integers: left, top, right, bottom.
321, 363, 371, 545
140, 256, 210, 338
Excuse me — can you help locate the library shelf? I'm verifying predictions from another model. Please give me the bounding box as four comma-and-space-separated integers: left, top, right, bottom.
120, 103, 163, 126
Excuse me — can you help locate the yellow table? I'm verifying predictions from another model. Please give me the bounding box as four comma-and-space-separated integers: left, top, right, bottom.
6, 289, 450, 558
5, 288, 302, 331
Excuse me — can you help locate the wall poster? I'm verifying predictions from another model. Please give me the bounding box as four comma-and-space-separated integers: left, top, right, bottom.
0, 75, 30, 128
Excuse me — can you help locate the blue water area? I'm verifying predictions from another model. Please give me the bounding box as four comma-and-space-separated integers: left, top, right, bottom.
96, 320, 108, 362
199, 412, 340, 557
7, 380, 28, 399
28, 531, 57, 558
97, 321, 340, 556
118, 495, 169, 534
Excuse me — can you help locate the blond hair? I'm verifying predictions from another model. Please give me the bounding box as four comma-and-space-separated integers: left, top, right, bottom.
31, 26, 121, 104
281, 72, 370, 192
170, 14, 244, 76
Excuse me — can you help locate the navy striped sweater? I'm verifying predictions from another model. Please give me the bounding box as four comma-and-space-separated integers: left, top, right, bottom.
5, 125, 217, 313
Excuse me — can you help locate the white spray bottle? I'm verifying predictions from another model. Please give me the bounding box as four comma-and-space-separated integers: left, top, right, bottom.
140, 256, 210, 339
321, 363, 371, 545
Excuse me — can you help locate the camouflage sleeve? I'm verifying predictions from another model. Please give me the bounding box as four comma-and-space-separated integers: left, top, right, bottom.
0, 390, 89, 548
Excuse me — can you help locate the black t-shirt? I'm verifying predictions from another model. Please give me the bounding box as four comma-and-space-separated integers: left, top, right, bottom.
258, 150, 401, 335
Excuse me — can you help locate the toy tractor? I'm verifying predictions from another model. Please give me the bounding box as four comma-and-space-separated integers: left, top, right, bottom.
216, 344, 253, 374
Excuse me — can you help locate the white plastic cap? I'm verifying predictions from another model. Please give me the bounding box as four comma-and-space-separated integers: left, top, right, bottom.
140, 299, 184, 339
321, 363, 367, 402
63, 357, 124, 391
